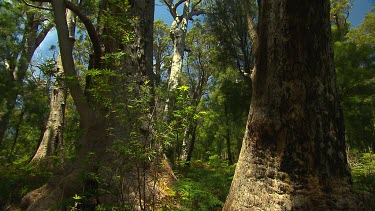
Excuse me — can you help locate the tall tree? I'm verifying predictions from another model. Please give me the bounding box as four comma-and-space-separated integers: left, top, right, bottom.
161, 0, 204, 118
21, 0, 174, 210
224, 0, 368, 209
335, 8, 375, 151
0, 1, 53, 146
31, 2, 77, 164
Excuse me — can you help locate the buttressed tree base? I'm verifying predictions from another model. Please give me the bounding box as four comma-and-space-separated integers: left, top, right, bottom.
224, 0, 373, 210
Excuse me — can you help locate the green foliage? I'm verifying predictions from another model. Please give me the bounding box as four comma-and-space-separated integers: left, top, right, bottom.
173, 156, 235, 210
101, 0, 133, 44
334, 8, 375, 151
350, 151, 375, 193
0, 157, 52, 209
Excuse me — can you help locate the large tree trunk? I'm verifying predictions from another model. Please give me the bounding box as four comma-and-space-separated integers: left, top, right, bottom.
21, 0, 175, 210
223, 0, 371, 210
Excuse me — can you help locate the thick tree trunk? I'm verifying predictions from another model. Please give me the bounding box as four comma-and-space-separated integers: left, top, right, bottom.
223, 0, 371, 210
21, 0, 175, 210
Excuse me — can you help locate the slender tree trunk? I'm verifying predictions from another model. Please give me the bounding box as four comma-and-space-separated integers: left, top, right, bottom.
9, 110, 25, 156
185, 122, 197, 167
223, 1, 370, 210
180, 124, 191, 161
224, 104, 233, 165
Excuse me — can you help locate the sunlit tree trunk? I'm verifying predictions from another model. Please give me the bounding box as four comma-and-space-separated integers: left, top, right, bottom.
31, 1, 76, 164
224, 0, 366, 209
164, 0, 190, 117
31, 54, 67, 163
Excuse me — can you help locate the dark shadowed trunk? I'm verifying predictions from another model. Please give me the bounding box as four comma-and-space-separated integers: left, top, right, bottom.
224, 104, 233, 165
223, 0, 371, 210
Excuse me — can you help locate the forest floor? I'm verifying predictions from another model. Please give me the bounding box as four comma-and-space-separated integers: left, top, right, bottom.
0, 152, 374, 210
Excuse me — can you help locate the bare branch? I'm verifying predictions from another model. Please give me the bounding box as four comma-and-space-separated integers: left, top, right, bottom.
36, 22, 54, 47
188, 9, 205, 19
162, 0, 177, 18
21, 0, 52, 10
191, 0, 202, 11
174, 0, 187, 9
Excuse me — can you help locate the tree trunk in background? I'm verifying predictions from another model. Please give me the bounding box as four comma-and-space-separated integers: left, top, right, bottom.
164, 0, 190, 118
224, 104, 233, 165
0, 13, 52, 146
185, 122, 197, 166
30, 1, 76, 164
31, 54, 67, 163
224, 0, 369, 209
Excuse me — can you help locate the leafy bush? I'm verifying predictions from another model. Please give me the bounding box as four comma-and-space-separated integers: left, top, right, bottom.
173, 155, 235, 210
350, 152, 375, 193
0, 156, 52, 209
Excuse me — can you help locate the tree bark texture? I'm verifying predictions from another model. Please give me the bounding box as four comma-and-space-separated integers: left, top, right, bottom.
31, 54, 66, 163
31, 3, 76, 163
164, 0, 190, 117
22, 1, 175, 210
223, 0, 368, 210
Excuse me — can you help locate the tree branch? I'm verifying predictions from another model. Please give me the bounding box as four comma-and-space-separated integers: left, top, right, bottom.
21, 0, 52, 10
162, 0, 177, 18
29, 0, 102, 68
174, 0, 187, 9
191, 0, 202, 11
35, 22, 54, 47
50, 0, 92, 125
240, 0, 258, 56
188, 9, 205, 19
64, 0, 102, 68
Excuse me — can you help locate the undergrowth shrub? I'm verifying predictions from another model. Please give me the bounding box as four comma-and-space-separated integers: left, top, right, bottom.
350, 151, 375, 193
0, 156, 52, 209
173, 155, 235, 210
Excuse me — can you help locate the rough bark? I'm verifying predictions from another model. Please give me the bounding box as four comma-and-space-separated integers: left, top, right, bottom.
223, 0, 371, 210
31, 54, 66, 163
164, 0, 190, 117
21, 0, 175, 210
31, 3, 76, 163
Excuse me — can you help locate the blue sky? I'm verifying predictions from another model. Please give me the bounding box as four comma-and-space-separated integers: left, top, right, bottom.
37, 0, 374, 57
348, 0, 374, 27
